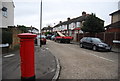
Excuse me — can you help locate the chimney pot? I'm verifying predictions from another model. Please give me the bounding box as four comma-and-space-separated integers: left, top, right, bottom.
82, 11, 86, 16
67, 17, 70, 21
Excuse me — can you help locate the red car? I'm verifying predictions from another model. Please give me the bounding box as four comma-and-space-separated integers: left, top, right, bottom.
55, 32, 73, 43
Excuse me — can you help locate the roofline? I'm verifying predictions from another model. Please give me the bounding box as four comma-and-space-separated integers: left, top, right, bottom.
110, 9, 120, 16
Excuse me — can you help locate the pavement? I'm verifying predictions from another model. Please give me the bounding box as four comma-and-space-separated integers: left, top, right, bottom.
0, 48, 2, 81
2, 45, 60, 81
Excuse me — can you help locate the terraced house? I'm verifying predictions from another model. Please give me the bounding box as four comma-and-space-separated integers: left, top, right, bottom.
42, 12, 104, 42
0, 0, 14, 28
53, 12, 89, 41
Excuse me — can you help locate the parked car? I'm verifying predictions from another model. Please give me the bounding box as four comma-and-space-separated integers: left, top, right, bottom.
36, 35, 46, 45
80, 37, 111, 51
46, 34, 52, 40
51, 35, 55, 40
55, 32, 73, 43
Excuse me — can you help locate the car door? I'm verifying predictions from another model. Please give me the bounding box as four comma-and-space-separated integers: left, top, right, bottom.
85, 37, 93, 48
82, 37, 88, 47
81, 37, 87, 47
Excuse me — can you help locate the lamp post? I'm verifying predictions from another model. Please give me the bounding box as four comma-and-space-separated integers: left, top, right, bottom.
40, 0, 42, 47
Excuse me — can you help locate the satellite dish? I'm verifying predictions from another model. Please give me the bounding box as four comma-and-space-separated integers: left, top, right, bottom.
2, 7, 7, 11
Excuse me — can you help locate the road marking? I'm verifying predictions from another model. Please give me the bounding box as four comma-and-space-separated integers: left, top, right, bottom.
4, 54, 15, 58
89, 53, 114, 62
50, 69, 55, 72
46, 48, 49, 50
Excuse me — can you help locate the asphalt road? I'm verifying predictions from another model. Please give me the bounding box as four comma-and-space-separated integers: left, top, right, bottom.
46, 40, 118, 79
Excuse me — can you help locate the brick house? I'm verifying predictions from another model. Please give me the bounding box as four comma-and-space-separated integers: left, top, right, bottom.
41, 26, 53, 35
53, 12, 89, 41
26, 26, 39, 34
105, 10, 120, 32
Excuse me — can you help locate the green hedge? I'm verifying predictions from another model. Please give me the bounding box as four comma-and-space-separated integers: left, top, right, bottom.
2, 29, 12, 45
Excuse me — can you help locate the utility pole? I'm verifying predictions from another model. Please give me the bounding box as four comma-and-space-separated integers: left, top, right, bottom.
40, 0, 42, 47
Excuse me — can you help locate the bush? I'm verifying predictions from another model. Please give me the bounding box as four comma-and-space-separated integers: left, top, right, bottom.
2, 29, 12, 45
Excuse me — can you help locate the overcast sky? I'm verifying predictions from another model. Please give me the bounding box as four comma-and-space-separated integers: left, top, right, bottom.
13, 0, 119, 30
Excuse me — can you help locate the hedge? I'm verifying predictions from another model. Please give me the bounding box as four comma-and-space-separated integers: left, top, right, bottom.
2, 29, 12, 45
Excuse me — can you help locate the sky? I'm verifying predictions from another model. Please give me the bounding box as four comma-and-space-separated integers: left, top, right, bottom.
12, 0, 119, 30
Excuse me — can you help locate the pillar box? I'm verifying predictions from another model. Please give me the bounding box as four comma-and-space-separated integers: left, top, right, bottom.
18, 33, 37, 80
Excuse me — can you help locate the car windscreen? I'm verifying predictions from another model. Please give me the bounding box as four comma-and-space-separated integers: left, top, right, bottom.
37, 35, 46, 38
52, 35, 55, 37
92, 38, 103, 43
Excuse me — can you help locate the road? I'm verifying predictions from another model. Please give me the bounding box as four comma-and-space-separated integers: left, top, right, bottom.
46, 40, 118, 79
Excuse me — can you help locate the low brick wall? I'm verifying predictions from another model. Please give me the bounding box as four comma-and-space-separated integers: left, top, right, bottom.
9, 27, 21, 49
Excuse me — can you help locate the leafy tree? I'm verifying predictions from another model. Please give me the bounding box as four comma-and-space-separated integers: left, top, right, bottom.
45, 32, 52, 36
81, 13, 105, 33
17, 25, 28, 33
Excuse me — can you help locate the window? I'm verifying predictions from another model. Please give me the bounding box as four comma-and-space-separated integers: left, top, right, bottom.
86, 37, 92, 42
2, 7, 7, 17
2, 11, 7, 17
76, 22, 80, 27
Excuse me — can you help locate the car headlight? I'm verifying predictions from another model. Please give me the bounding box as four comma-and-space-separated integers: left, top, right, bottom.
98, 44, 104, 47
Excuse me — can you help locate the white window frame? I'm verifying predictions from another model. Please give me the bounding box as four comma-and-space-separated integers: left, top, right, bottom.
2, 10, 7, 17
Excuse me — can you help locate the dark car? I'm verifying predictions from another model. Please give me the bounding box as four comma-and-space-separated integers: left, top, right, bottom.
36, 35, 46, 45
80, 37, 111, 51
46, 34, 52, 40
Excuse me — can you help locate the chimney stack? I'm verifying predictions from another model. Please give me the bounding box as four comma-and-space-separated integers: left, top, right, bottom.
59, 21, 62, 24
67, 17, 70, 21
82, 11, 86, 16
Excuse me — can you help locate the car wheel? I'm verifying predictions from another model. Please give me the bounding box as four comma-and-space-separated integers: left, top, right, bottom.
93, 46, 97, 51
108, 48, 111, 52
80, 43, 83, 48
60, 40, 62, 43
67, 41, 70, 43
44, 42, 46, 45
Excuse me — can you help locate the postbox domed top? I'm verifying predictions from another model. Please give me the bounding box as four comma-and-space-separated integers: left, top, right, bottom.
18, 33, 37, 39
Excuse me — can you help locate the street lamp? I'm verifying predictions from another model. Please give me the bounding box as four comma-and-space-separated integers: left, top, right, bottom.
40, 0, 42, 47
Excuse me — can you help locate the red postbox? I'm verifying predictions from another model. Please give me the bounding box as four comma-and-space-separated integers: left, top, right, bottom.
18, 33, 37, 80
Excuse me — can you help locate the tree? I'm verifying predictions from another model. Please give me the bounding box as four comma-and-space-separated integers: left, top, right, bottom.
45, 32, 52, 36
81, 13, 105, 33
17, 25, 28, 33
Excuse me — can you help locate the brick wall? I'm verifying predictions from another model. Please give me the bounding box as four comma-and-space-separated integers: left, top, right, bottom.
9, 27, 21, 49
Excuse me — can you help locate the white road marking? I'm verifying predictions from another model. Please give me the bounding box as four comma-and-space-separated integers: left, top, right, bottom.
89, 53, 114, 62
4, 54, 15, 58
65, 45, 115, 62
46, 48, 49, 50
50, 69, 55, 72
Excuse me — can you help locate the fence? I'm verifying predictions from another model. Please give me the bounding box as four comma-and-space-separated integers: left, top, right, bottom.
76, 32, 120, 46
